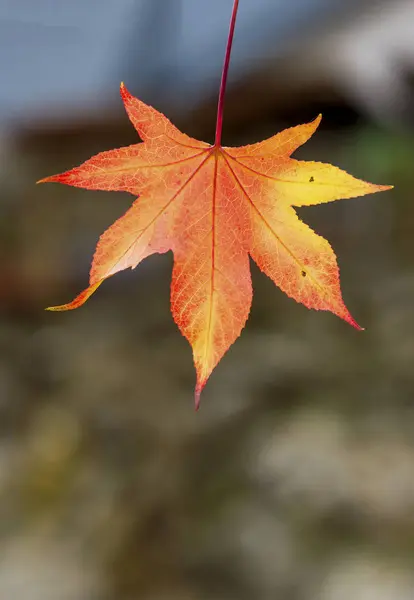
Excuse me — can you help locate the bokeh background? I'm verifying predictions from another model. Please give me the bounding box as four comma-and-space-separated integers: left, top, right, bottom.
1, 1, 413, 599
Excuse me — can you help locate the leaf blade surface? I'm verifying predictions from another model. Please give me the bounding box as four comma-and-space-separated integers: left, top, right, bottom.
40, 85, 392, 401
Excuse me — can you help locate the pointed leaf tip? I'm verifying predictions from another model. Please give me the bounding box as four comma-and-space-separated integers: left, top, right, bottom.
349, 316, 364, 331
195, 394, 201, 411
308, 113, 322, 132
309, 113, 322, 136
37, 174, 59, 184
194, 387, 201, 411
120, 81, 131, 101
37, 175, 58, 184
194, 380, 205, 411
45, 280, 103, 312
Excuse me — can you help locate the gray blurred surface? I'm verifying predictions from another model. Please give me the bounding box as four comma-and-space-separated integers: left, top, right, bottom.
0, 0, 350, 122
2, 0, 413, 128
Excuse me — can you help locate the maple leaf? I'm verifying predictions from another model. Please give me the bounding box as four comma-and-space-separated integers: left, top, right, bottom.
39, 0, 392, 407
39, 83, 391, 404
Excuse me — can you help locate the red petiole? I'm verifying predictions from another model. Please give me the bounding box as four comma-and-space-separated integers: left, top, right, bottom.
214, 0, 240, 147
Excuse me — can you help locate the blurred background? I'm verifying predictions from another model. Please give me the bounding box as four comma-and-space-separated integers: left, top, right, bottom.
0, 0, 413, 599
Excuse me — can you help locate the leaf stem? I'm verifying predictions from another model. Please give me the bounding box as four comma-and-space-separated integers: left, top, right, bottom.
214, 0, 239, 147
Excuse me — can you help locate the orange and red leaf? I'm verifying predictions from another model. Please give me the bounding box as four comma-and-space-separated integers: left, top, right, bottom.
39, 84, 392, 403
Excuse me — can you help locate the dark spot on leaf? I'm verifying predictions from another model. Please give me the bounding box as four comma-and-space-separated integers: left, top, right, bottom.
309, 176, 314, 182
301, 270, 306, 277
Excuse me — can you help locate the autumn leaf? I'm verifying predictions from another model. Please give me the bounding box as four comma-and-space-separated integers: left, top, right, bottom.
38, 82, 391, 404
38, 0, 392, 407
